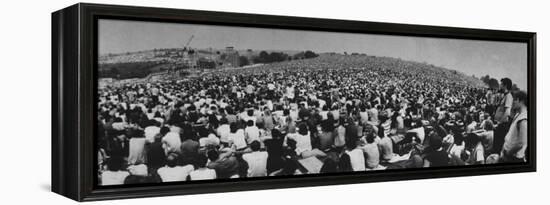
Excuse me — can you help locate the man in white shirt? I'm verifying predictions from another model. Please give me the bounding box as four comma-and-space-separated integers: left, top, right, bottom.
245, 120, 260, 144
346, 147, 366, 171
242, 141, 269, 177
189, 154, 217, 180
157, 153, 195, 182
228, 123, 247, 150
495, 78, 514, 123
217, 119, 231, 144
501, 91, 528, 162
100, 157, 129, 186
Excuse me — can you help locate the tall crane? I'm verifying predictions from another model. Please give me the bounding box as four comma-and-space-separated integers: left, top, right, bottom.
183, 35, 194, 51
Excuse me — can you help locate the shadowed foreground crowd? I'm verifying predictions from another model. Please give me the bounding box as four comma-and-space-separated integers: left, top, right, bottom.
97, 57, 528, 185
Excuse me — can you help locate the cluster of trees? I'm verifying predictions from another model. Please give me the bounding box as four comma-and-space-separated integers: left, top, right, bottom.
480, 75, 519, 90
99, 62, 167, 79
253, 51, 290, 64
480, 75, 500, 89
293, 50, 319, 60
250, 50, 319, 64
239, 56, 250, 67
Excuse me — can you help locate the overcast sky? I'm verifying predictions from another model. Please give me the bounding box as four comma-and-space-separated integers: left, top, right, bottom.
99, 19, 527, 89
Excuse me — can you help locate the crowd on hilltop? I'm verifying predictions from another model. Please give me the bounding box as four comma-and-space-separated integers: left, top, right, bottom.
97, 55, 528, 185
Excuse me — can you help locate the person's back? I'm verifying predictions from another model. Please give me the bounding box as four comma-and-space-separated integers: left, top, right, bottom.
148, 140, 166, 170
359, 111, 369, 125
157, 153, 194, 182
199, 133, 221, 147
294, 131, 313, 155
424, 134, 449, 167
208, 155, 240, 178
228, 129, 247, 150
101, 157, 129, 186
331, 109, 340, 122
217, 123, 231, 143
335, 124, 346, 148
368, 107, 379, 124
180, 139, 200, 165
318, 130, 335, 151
128, 137, 147, 165
144, 125, 160, 143
262, 114, 275, 131
396, 115, 404, 130
378, 136, 394, 161
189, 154, 217, 180
242, 141, 269, 177
346, 148, 366, 171
226, 114, 238, 124
101, 170, 130, 186
425, 149, 449, 167
189, 167, 217, 181
467, 142, 485, 165
381, 119, 392, 137
157, 165, 194, 182
345, 123, 359, 144
363, 142, 380, 169
245, 121, 260, 144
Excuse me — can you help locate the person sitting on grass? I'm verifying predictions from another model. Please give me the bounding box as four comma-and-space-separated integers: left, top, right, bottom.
362, 133, 380, 169
101, 157, 129, 186
206, 148, 240, 178
157, 152, 194, 182
286, 123, 326, 158
228, 123, 247, 151
242, 140, 269, 177
188, 154, 217, 180
423, 132, 449, 167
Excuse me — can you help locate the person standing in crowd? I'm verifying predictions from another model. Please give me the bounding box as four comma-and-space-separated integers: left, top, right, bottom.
501, 91, 528, 163
495, 78, 514, 124
492, 78, 514, 154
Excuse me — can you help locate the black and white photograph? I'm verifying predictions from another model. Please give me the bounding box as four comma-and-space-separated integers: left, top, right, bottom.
96, 19, 530, 186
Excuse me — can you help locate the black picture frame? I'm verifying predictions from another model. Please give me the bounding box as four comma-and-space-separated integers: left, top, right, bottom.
52, 3, 537, 202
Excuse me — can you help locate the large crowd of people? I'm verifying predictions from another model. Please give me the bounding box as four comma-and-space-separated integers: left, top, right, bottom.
97, 54, 529, 186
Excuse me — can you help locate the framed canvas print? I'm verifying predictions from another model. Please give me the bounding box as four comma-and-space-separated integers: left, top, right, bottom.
52, 3, 536, 201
